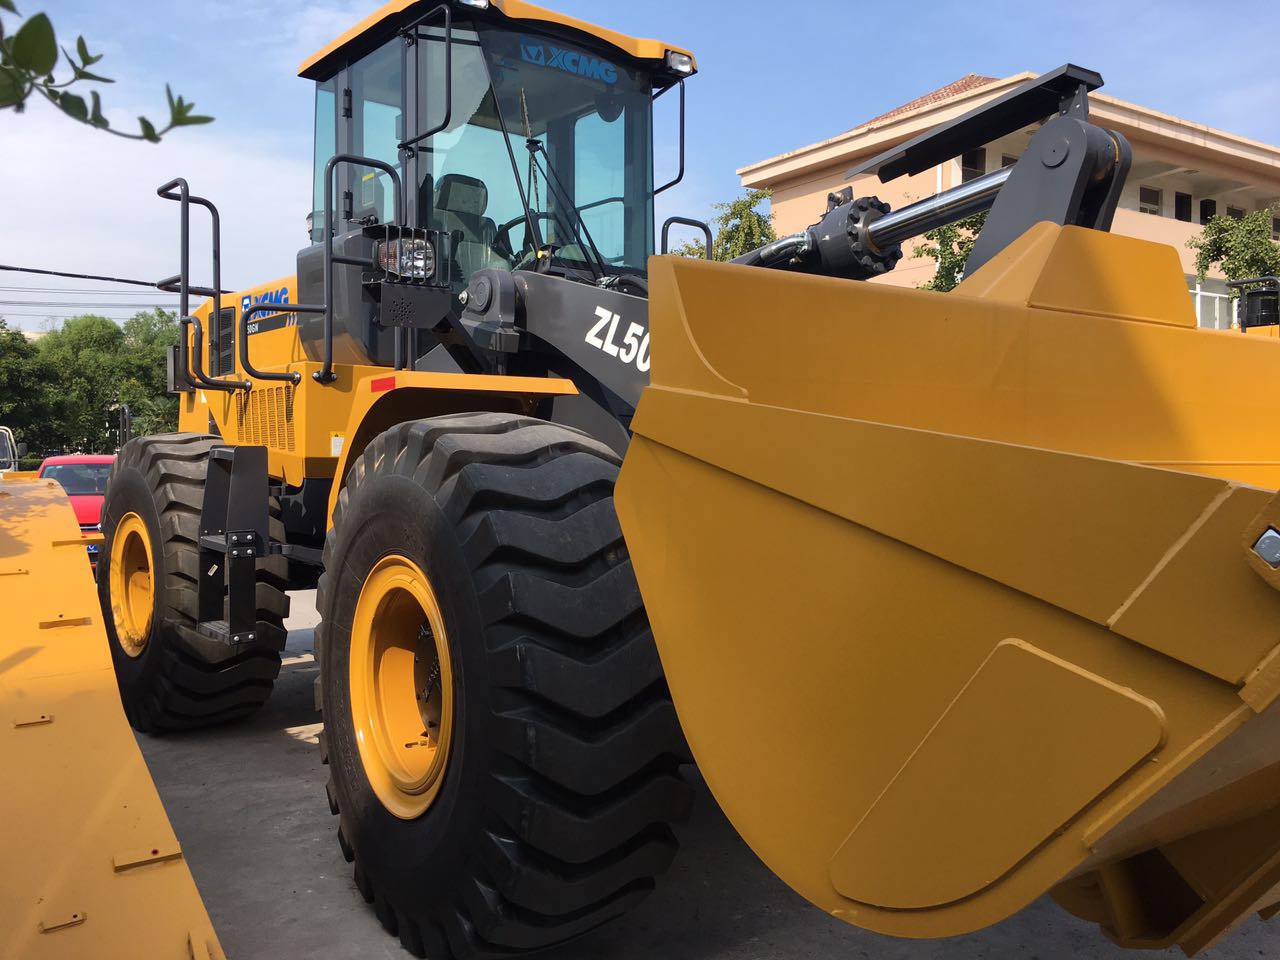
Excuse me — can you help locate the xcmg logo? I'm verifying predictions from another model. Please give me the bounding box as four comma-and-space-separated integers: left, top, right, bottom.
241, 287, 293, 335
520, 39, 618, 85
241, 287, 290, 315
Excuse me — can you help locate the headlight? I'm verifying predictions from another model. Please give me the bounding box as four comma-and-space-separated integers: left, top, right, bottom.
666, 51, 695, 76
377, 237, 435, 280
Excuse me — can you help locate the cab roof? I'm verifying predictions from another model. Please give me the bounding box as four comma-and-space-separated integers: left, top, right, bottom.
299, 0, 696, 81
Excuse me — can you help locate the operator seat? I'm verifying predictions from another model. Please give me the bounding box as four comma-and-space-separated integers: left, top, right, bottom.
434, 174, 505, 282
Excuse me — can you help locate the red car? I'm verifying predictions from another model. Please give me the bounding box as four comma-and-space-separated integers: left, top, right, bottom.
38, 454, 116, 571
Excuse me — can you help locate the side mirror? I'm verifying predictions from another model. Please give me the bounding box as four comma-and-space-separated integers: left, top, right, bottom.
16, 442, 27, 457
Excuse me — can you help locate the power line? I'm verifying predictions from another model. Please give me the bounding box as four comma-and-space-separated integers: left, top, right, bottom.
0, 312, 165, 320
0, 263, 163, 288
0, 264, 233, 294
0, 300, 179, 309
0, 286, 179, 296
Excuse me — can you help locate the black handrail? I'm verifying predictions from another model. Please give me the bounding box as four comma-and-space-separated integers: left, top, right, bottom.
399, 3, 452, 151
317, 154, 404, 384
1226, 276, 1280, 291
157, 178, 243, 392
192, 314, 249, 390
654, 81, 685, 196
239, 302, 325, 385
661, 216, 713, 259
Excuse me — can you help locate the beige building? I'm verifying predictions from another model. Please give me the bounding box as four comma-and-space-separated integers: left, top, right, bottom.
739, 72, 1280, 327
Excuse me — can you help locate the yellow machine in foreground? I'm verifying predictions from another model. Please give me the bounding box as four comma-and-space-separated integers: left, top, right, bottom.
622, 229, 1280, 954
8, 1, 1280, 957
0, 474, 224, 959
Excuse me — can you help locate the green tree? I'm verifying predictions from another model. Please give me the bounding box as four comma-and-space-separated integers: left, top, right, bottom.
0, 316, 56, 449
1, 310, 177, 453
674, 189, 777, 261
912, 211, 988, 292
117, 309, 178, 436
1188, 210, 1280, 289
0, 2, 211, 140
35, 314, 125, 451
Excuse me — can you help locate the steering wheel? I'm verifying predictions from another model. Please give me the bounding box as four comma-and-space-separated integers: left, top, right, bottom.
493, 212, 560, 265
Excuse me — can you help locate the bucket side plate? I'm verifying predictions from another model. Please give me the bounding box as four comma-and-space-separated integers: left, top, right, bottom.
0, 474, 224, 960
618, 233, 1280, 950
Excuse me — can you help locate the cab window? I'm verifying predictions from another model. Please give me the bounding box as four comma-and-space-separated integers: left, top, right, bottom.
416, 24, 533, 292
350, 40, 404, 226
311, 77, 336, 242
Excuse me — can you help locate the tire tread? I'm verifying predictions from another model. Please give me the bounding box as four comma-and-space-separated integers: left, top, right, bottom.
100, 433, 289, 732
318, 414, 690, 959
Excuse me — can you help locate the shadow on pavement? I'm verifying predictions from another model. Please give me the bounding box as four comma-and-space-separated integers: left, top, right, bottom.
136, 596, 1275, 960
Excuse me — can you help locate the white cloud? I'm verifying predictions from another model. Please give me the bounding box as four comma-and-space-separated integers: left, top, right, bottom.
0, 0, 387, 330
0, 99, 312, 328
204, 0, 380, 69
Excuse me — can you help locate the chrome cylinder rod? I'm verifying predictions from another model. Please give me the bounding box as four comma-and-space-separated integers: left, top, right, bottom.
867, 166, 1012, 251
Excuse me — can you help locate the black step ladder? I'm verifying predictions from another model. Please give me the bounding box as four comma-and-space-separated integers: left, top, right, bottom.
196, 446, 271, 646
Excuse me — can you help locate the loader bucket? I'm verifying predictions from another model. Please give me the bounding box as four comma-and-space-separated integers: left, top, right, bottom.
616, 223, 1280, 954
0, 473, 224, 959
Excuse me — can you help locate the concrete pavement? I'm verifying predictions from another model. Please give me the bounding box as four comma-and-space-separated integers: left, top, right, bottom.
137, 591, 1276, 960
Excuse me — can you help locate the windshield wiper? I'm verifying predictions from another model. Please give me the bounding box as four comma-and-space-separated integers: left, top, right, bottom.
486, 86, 610, 282
524, 140, 609, 283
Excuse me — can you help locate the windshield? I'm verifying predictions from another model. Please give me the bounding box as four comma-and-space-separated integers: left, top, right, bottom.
0, 433, 13, 470
417, 21, 655, 286
41, 462, 112, 496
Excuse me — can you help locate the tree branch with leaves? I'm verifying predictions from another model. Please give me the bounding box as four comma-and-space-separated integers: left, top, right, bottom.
673, 189, 777, 262
0, 1, 212, 140
1188, 209, 1280, 291
912, 211, 987, 292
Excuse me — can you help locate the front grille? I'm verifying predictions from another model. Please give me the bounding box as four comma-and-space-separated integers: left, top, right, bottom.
234, 384, 296, 452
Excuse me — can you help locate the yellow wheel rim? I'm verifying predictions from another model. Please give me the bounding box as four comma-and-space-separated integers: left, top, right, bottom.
109, 512, 155, 658
350, 554, 455, 820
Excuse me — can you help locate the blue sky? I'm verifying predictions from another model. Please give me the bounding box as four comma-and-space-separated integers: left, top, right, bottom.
3, 0, 1278, 327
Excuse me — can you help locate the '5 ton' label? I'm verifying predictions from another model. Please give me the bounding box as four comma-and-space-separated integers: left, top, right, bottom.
585, 307, 650, 372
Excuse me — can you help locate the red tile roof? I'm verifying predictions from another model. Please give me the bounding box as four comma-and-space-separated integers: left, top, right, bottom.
860, 74, 1000, 129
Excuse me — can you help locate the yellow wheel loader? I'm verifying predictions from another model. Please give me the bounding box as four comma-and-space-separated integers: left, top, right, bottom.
7, 1, 1280, 957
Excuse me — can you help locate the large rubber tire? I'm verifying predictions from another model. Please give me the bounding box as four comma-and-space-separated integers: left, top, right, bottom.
316, 414, 693, 958
98, 433, 290, 733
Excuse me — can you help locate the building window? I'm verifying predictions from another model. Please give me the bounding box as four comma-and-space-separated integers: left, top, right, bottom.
1139, 186, 1162, 216
1227, 205, 1245, 220
1174, 192, 1192, 223
1200, 199, 1217, 223
1273, 217, 1280, 241
1001, 154, 1018, 168
1189, 276, 1233, 330
961, 148, 986, 183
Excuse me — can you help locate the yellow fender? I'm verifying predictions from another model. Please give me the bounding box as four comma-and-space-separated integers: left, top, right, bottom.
0, 474, 224, 959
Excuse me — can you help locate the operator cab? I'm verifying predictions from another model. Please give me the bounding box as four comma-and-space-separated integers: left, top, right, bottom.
296, 1, 693, 371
